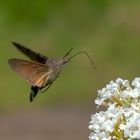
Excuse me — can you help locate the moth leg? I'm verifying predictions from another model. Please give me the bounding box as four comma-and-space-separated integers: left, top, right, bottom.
30, 86, 38, 102
41, 83, 53, 93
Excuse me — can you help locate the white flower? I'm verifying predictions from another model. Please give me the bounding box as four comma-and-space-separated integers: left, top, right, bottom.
132, 77, 140, 88
89, 77, 140, 140
116, 78, 123, 85
122, 79, 130, 87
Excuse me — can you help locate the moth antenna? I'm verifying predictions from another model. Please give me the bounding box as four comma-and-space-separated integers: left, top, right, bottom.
68, 51, 96, 69
63, 48, 74, 59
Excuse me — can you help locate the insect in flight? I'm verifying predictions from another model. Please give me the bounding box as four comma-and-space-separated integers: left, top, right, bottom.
8, 42, 96, 102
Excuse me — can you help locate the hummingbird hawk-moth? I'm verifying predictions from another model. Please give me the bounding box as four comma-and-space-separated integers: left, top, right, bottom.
8, 42, 95, 102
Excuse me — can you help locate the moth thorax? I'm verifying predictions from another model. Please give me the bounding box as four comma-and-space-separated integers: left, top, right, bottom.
46, 57, 63, 69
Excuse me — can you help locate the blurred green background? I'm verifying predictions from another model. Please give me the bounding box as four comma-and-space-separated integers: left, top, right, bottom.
1, 0, 140, 139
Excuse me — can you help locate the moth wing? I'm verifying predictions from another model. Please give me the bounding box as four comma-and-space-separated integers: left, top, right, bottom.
12, 42, 48, 64
8, 59, 52, 87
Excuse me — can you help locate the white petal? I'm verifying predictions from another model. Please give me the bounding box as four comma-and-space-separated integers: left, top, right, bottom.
132, 77, 140, 88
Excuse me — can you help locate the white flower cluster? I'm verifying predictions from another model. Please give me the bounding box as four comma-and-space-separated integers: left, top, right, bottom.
89, 77, 140, 140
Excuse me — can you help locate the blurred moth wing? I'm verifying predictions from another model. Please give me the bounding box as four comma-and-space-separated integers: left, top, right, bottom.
12, 42, 48, 64
8, 59, 52, 87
